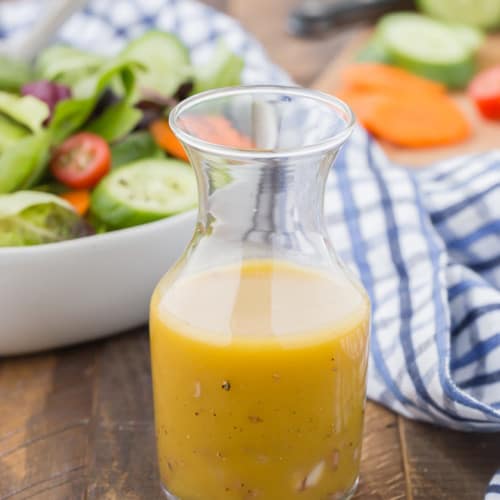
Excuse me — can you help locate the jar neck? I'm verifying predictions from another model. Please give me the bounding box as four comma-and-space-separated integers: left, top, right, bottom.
190, 149, 337, 246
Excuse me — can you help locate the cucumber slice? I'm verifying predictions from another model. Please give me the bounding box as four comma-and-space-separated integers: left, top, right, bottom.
417, 0, 500, 30
120, 31, 191, 98
356, 37, 392, 64
376, 13, 477, 88
397, 54, 475, 90
91, 159, 197, 229
450, 25, 485, 52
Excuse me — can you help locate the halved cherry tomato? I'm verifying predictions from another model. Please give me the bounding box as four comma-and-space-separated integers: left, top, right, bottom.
50, 132, 111, 189
468, 65, 500, 120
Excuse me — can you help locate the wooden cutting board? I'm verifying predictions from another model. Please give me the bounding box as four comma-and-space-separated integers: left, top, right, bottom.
313, 28, 500, 167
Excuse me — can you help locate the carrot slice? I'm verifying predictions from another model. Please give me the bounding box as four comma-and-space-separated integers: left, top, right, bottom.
336, 64, 470, 148
335, 88, 389, 126
180, 115, 254, 149
338, 87, 470, 147
151, 116, 253, 160
61, 190, 90, 216
150, 119, 189, 162
363, 94, 470, 147
341, 63, 446, 96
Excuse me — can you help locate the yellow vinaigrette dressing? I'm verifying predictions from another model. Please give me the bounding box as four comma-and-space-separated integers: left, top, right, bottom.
150, 259, 370, 499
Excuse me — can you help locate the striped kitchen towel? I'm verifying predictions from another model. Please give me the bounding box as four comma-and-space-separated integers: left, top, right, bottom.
1, 0, 499, 493
327, 131, 500, 431
487, 471, 500, 500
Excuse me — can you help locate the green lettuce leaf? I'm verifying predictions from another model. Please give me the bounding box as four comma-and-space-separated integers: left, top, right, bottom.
85, 100, 142, 142
0, 131, 52, 194
0, 191, 93, 246
0, 55, 33, 91
0, 91, 49, 132
85, 212, 109, 234
192, 41, 244, 94
49, 59, 139, 144
0, 115, 30, 154
35, 45, 106, 88
33, 182, 68, 195
111, 131, 164, 168
120, 31, 192, 98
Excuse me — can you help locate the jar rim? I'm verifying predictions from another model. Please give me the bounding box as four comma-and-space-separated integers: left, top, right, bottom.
169, 85, 355, 160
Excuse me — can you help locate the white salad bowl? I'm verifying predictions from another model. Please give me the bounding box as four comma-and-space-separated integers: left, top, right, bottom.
0, 211, 196, 355
0, 0, 288, 356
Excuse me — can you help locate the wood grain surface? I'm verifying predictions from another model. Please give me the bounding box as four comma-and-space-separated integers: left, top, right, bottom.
2, 330, 499, 499
1, 1, 500, 499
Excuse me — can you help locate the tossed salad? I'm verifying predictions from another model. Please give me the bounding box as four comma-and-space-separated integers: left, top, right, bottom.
0, 31, 243, 247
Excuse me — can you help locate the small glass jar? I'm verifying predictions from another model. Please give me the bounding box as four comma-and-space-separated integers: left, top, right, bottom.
150, 86, 370, 500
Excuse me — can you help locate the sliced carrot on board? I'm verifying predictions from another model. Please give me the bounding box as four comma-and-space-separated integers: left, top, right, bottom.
335, 88, 389, 126
341, 63, 446, 96
150, 119, 189, 162
61, 190, 91, 216
361, 93, 470, 148
336, 64, 470, 148
339, 88, 471, 147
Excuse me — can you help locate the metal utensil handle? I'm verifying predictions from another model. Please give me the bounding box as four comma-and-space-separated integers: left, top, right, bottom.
288, 0, 414, 36
9, 0, 89, 61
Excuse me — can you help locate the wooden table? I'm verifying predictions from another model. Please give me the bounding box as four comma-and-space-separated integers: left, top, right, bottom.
1, 1, 499, 499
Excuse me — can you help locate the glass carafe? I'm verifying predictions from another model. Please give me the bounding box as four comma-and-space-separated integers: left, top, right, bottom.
150, 86, 370, 500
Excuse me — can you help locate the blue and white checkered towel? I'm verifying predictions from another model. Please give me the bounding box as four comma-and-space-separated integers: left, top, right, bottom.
2, 0, 499, 496
328, 136, 500, 432
487, 471, 500, 500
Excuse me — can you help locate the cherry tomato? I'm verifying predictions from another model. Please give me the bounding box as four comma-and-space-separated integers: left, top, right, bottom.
468, 65, 500, 120
50, 132, 111, 189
